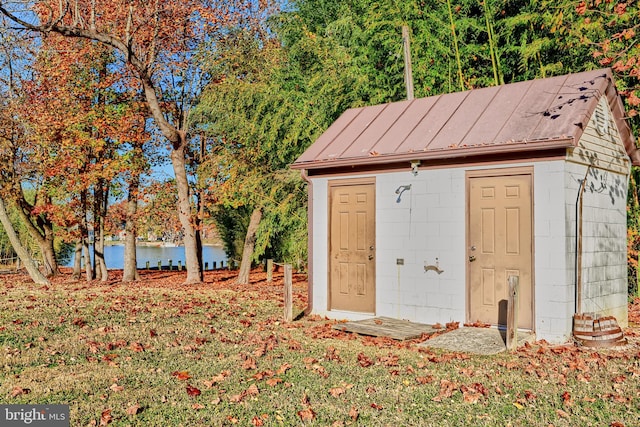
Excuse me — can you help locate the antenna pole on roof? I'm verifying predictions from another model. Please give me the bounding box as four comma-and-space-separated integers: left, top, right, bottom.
402, 25, 415, 101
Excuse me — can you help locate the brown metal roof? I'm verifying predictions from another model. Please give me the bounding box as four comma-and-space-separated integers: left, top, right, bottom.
292, 68, 639, 170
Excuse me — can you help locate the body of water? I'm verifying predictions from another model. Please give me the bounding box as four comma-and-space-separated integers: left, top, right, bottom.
66, 244, 228, 270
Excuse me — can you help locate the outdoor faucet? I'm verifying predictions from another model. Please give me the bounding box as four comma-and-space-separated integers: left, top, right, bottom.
395, 184, 411, 203
424, 258, 444, 274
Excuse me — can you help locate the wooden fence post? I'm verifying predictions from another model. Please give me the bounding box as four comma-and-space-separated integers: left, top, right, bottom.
168, 259, 173, 271
267, 259, 273, 283
145, 261, 150, 270
284, 264, 292, 322
507, 276, 519, 352
157, 260, 162, 270
178, 260, 182, 271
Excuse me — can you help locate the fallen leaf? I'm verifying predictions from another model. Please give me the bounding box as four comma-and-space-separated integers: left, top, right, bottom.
416, 376, 434, 384
266, 378, 283, 387
129, 342, 144, 352
301, 393, 310, 405
446, 321, 460, 330
109, 383, 124, 393
612, 375, 626, 383
297, 408, 316, 421
203, 370, 230, 388
186, 384, 201, 397
325, 346, 342, 362
370, 402, 383, 410
329, 387, 345, 397
556, 409, 570, 419
277, 363, 292, 374
126, 404, 142, 415
432, 379, 456, 402
303, 357, 318, 365
246, 384, 259, 396
11, 387, 31, 398
461, 385, 482, 404
171, 371, 191, 381
357, 353, 374, 368
229, 393, 244, 403
72, 317, 87, 328
100, 409, 112, 426
349, 406, 359, 421
252, 414, 269, 426
242, 357, 257, 370
192, 403, 204, 410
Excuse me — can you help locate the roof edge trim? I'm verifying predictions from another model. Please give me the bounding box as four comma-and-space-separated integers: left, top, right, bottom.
291, 138, 575, 170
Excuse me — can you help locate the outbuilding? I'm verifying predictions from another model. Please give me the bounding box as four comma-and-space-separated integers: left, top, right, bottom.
292, 68, 640, 343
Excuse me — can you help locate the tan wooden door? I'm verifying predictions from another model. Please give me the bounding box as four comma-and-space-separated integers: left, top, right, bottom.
468, 173, 533, 329
329, 180, 375, 313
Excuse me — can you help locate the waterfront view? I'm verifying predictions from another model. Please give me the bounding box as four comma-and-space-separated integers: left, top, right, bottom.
66, 244, 228, 270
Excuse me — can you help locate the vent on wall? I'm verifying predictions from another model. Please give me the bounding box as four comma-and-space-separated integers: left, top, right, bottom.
594, 101, 610, 136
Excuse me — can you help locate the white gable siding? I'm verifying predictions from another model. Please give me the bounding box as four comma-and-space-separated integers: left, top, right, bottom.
567, 97, 630, 174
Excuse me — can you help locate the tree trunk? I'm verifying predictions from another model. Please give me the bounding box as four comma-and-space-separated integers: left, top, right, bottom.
83, 237, 93, 282
80, 189, 93, 281
122, 175, 140, 282
94, 224, 108, 281
93, 183, 108, 282
236, 207, 262, 285
171, 142, 203, 284
72, 240, 82, 279
39, 233, 57, 277
13, 194, 58, 277
0, 198, 49, 285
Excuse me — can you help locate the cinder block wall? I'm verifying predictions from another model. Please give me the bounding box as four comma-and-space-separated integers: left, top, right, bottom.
307, 160, 628, 344
565, 162, 629, 326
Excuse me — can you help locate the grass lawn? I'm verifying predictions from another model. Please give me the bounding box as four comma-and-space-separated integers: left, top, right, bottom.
1, 269, 639, 426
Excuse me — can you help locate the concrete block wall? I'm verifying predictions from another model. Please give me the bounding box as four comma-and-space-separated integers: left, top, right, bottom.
307, 160, 628, 344
566, 162, 629, 326
375, 168, 466, 325
533, 160, 574, 342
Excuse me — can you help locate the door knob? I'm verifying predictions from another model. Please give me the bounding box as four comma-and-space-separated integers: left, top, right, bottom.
469, 255, 476, 262
368, 255, 374, 260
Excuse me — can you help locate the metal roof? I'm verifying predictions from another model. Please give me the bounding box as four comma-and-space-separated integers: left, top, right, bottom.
292, 68, 639, 171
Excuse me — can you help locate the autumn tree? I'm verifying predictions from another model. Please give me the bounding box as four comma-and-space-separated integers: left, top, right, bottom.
0, 0, 278, 284
138, 180, 182, 244
0, 58, 50, 284
0, 16, 59, 282
18, 33, 147, 282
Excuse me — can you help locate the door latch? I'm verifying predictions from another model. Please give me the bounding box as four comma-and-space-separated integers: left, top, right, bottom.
469, 255, 476, 262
